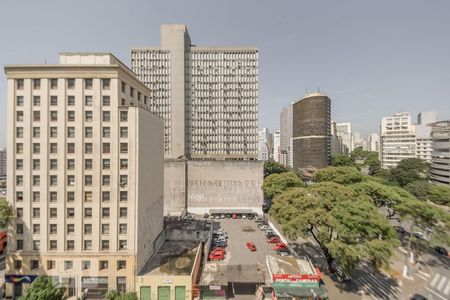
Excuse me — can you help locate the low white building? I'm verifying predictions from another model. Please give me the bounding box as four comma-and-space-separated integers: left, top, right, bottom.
430, 121, 450, 185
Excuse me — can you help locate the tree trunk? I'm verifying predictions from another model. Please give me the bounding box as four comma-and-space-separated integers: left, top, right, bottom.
309, 228, 335, 272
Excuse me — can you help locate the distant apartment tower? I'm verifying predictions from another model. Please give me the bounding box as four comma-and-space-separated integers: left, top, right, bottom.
336, 122, 353, 154
0, 148, 6, 181
380, 112, 416, 168
4, 53, 164, 298
280, 103, 293, 166
368, 133, 380, 153
415, 111, 437, 163
430, 121, 450, 185
258, 128, 270, 161
330, 121, 343, 155
273, 130, 281, 162
292, 93, 331, 169
131, 24, 258, 160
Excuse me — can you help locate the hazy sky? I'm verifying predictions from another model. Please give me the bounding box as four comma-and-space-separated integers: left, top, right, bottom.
1, 0, 450, 147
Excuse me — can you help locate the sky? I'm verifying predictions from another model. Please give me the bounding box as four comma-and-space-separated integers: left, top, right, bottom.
1, 0, 450, 147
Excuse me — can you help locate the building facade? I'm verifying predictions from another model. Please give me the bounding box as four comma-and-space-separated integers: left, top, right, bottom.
0, 148, 6, 181
258, 128, 270, 161
336, 122, 353, 154
280, 103, 293, 166
291, 93, 331, 169
4, 53, 164, 299
380, 112, 416, 168
131, 24, 258, 160
272, 130, 281, 163
430, 121, 450, 185
368, 133, 380, 153
415, 111, 437, 163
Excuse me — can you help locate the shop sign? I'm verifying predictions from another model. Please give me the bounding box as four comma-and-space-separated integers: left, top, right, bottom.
5, 275, 38, 283
162, 279, 173, 284
81, 277, 108, 285
273, 281, 320, 289
209, 285, 221, 290
273, 273, 321, 282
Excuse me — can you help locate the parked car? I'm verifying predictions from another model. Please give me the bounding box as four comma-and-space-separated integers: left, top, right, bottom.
220, 214, 225, 219
209, 249, 225, 261
434, 246, 448, 256
213, 236, 227, 243
266, 234, 278, 240
259, 224, 270, 230
246, 242, 257, 251
267, 236, 281, 244
232, 213, 237, 219
185, 213, 195, 220
274, 242, 288, 251
413, 231, 425, 240
277, 249, 290, 256
264, 230, 276, 236
203, 213, 209, 219
213, 241, 228, 248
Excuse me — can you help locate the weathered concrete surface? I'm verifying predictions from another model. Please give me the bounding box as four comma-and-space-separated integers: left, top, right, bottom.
164, 160, 263, 215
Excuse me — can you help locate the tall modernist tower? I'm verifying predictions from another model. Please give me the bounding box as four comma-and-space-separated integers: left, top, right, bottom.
0, 148, 6, 181
280, 103, 293, 167
4, 53, 164, 298
292, 93, 331, 169
131, 24, 259, 160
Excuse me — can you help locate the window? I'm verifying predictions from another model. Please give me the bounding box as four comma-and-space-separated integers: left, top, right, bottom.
50, 111, 58, 121
84, 191, 92, 202
120, 111, 128, 122
68, 95, 75, 105
67, 78, 75, 89
67, 159, 75, 170
16, 240, 23, 251
84, 224, 92, 234
102, 208, 110, 218
85, 143, 93, 154
85, 175, 92, 186
16, 79, 24, 90
120, 175, 128, 187
16, 191, 23, 202
49, 224, 57, 234
102, 159, 110, 170
67, 175, 75, 186
103, 143, 110, 154
16, 127, 23, 138
33, 224, 40, 234
102, 175, 110, 186
33, 110, 40, 121
33, 143, 40, 154
33, 207, 40, 218
138, 92, 141, 101
67, 192, 75, 202
64, 260, 73, 270
85, 111, 93, 122
32, 192, 40, 202
66, 241, 74, 251
120, 159, 128, 170
120, 143, 128, 154
84, 240, 92, 250
103, 95, 110, 106
49, 207, 57, 218
50, 79, 58, 90
130, 87, 134, 97
33, 96, 41, 106
103, 111, 110, 122
120, 127, 128, 138
101, 224, 110, 234
121, 81, 126, 93
16, 223, 24, 234
119, 207, 127, 218
120, 191, 128, 202
15, 260, 22, 270
50, 95, 58, 105
16, 176, 23, 186
85, 79, 93, 89
102, 79, 110, 90
68, 143, 75, 154
50, 175, 57, 186
33, 127, 40, 138
50, 127, 58, 138
101, 240, 110, 250
68, 111, 75, 122
119, 224, 127, 235
67, 208, 75, 218
16, 111, 23, 122
84, 207, 92, 218
100, 260, 109, 270
33, 79, 40, 90
16, 159, 23, 170
33, 175, 40, 186
103, 127, 110, 138
67, 224, 75, 234
85, 96, 93, 106
49, 191, 57, 202
50, 159, 57, 170
119, 240, 127, 250
50, 143, 58, 154
67, 127, 75, 138
47, 260, 56, 270
16, 96, 24, 106
117, 277, 126, 294
117, 260, 126, 270
85, 127, 93, 138
16, 143, 24, 154
16, 208, 23, 218
85, 159, 93, 170
82, 260, 91, 270
102, 191, 110, 202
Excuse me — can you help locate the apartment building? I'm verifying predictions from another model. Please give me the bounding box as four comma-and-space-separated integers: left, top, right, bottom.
336, 122, 353, 154
280, 103, 293, 166
380, 112, 416, 168
131, 24, 258, 160
415, 111, 437, 162
0, 148, 6, 181
4, 53, 164, 299
430, 121, 450, 185
273, 130, 281, 163
258, 128, 270, 161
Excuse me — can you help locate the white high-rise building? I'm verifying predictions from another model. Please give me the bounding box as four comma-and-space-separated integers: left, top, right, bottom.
258, 128, 270, 161
4, 53, 164, 298
368, 133, 380, 153
273, 130, 281, 163
0, 148, 6, 181
415, 111, 437, 163
336, 122, 353, 154
280, 103, 293, 166
380, 112, 416, 168
131, 24, 258, 160
430, 121, 450, 185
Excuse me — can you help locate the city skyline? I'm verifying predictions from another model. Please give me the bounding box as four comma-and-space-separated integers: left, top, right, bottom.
1, 0, 450, 147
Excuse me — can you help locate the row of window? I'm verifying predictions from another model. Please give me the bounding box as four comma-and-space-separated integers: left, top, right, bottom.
16, 207, 128, 219
15, 142, 128, 155
16, 158, 128, 171
16, 173, 128, 187
17, 125, 128, 139
13, 258, 126, 271
17, 78, 111, 91
16, 109, 127, 125
17, 222, 127, 236
16, 237, 128, 251
16, 190, 128, 203
16, 95, 113, 108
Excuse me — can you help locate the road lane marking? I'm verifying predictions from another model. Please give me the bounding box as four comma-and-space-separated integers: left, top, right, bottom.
444, 281, 450, 296
418, 270, 431, 277
425, 287, 448, 300
430, 274, 441, 287
437, 277, 447, 292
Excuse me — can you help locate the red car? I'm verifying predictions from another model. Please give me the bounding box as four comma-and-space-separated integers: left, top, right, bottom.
274, 242, 287, 251
246, 242, 257, 251
267, 236, 281, 244
209, 249, 225, 261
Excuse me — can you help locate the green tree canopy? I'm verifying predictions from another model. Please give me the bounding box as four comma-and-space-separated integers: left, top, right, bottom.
106, 291, 138, 300
262, 172, 303, 199
331, 154, 354, 167
0, 198, 13, 229
19, 276, 65, 300
405, 181, 431, 201
428, 185, 450, 206
313, 166, 365, 185
263, 160, 289, 178
388, 158, 430, 187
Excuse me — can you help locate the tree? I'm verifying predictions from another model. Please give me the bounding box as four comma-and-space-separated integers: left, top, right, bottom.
106, 291, 138, 300
270, 183, 398, 274
19, 276, 65, 300
263, 160, 288, 178
428, 185, 450, 206
0, 198, 13, 229
405, 181, 431, 201
331, 154, 354, 167
312, 166, 365, 185
262, 172, 303, 199
388, 158, 430, 187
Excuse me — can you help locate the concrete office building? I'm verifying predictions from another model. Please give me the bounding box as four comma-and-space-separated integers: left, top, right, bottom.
430, 121, 450, 185
280, 103, 293, 167
336, 122, 353, 154
330, 121, 343, 155
368, 133, 380, 153
273, 130, 281, 163
415, 111, 437, 163
380, 112, 416, 168
292, 93, 331, 169
4, 53, 164, 299
0, 148, 6, 181
258, 128, 270, 161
